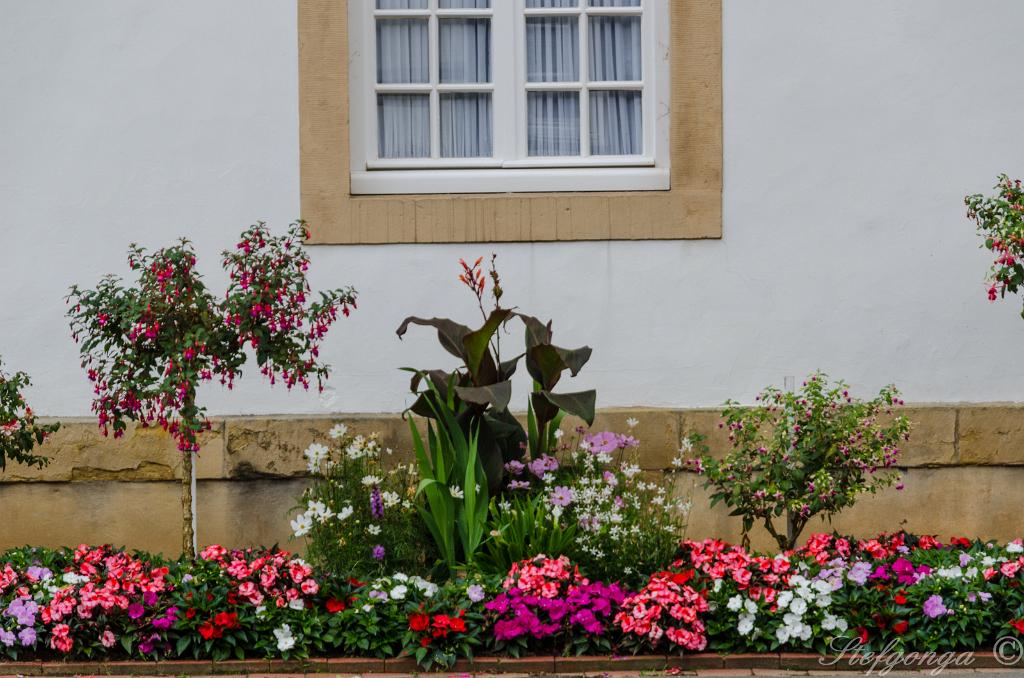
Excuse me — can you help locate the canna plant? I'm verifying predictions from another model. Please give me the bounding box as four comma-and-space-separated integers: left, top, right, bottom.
397, 256, 596, 497
0, 359, 60, 472
67, 221, 356, 558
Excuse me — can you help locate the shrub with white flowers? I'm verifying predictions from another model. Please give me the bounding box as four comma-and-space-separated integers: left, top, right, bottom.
291, 426, 434, 578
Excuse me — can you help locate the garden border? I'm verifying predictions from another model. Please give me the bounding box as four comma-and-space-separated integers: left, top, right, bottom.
0, 651, 1014, 675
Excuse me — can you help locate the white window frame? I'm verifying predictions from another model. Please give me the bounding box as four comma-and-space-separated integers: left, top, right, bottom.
349, 0, 670, 195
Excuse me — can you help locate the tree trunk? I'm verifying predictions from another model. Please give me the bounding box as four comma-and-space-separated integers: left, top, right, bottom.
181, 449, 196, 559
786, 509, 799, 551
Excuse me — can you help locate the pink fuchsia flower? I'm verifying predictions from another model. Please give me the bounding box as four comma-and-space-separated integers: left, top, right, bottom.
549, 486, 574, 507
922, 594, 949, 618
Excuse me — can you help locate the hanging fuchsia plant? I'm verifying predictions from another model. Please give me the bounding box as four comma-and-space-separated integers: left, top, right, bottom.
67, 221, 356, 558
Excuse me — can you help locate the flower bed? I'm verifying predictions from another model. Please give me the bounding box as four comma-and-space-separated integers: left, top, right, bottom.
2, 533, 1024, 671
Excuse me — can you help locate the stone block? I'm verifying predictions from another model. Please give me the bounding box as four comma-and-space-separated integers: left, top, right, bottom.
958, 405, 1024, 465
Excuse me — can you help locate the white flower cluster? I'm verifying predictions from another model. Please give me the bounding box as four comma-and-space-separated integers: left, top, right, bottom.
773, 575, 846, 644
291, 498, 354, 537
273, 624, 295, 651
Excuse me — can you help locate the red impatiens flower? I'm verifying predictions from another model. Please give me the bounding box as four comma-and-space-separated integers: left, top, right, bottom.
893, 591, 908, 605
214, 611, 239, 629
892, 620, 909, 635
409, 613, 430, 632
197, 622, 223, 640
326, 598, 346, 614
1010, 618, 1024, 635
856, 626, 869, 645
185, 608, 197, 620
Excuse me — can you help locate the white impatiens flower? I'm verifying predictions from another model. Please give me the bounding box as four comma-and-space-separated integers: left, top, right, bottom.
449, 485, 465, 499
775, 626, 790, 644
290, 512, 313, 537
726, 595, 743, 611
410, 576, 437, 597
389, 585, 408, 600
812, 579, 833, 596
1008, 541, 1024, 554
288, 598, 305, 611
304, 443, 329, 472
337, 505, 354, 522
737, 613, 755, 636
626, 417, 639, 429
743, 599, 757, 615
273, 624, 296, 651
361, 474, 382, 486
937, 566, 963, 579
367, 524, 381, 536
789, 598, 808, 616
776, 590, 794, 610
329, 423, 348, 439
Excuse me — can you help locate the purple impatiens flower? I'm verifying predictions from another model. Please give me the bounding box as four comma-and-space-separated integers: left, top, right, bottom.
923, 594, 949, 618
847, 561, 873, 586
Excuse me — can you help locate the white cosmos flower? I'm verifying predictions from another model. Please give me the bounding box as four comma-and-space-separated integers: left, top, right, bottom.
361, 475, 382, 486
367, 524, 381, 535
290, 512, 313, 537
328, 423, 348, 439
307, 500, 333, 522
449, 485, 465, 499
337, 505, 354, 521
626, 417, 639, 428
382, 491, 401, 508
304, 443, 329, 472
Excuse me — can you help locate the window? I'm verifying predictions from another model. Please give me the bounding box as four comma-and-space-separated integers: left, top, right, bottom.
298, 0, 721, 244
348, 0, 670, 194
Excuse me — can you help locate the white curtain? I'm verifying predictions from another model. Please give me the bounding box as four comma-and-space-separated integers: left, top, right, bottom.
440, 0, 490, 7
378, 94, 430, 158
588, 15, 641, 154
441, 94, 492, 157
526, 16, 579, 156
376, 0, 427, 8
528, 92, 579, 156
440, 19, 490, 83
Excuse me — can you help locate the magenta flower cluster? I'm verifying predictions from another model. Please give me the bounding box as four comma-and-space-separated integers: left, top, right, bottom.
486, 581, 627, 642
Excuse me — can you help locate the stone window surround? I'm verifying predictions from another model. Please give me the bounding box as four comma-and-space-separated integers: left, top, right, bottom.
298, 0, 722, 244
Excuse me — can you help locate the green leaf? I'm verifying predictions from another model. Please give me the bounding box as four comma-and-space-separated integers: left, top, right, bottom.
395, 316, 473, 361
540, 389, 596, 426
454, 380, 512, 412
462, 308, 512, 378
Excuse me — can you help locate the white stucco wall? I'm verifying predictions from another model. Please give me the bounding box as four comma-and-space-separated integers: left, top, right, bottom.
2, 0, 1023, 418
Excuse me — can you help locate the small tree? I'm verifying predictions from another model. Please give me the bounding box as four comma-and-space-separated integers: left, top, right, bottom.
0, 359, 59, 472
67, 221, 356, 558
966, 174, 1024, 313
694, 372, 910, 551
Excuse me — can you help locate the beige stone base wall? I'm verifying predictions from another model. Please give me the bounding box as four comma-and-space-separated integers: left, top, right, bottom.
2, 405, 1022, 555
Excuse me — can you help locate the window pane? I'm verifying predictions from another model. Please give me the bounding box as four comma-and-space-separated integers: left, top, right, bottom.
590, 90, 641, 155
439, 0, 490, 7
378, 94, 430, 158
588, 0, 640, 6
528, 91, 579, 156
376, 19, 429, 84
527, 0, 578, 6
526, 17, 579, 82
588, 16, 641, 81
440, 19, 490, 83
441, 94, 492, 157
376, 0, 428, 8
